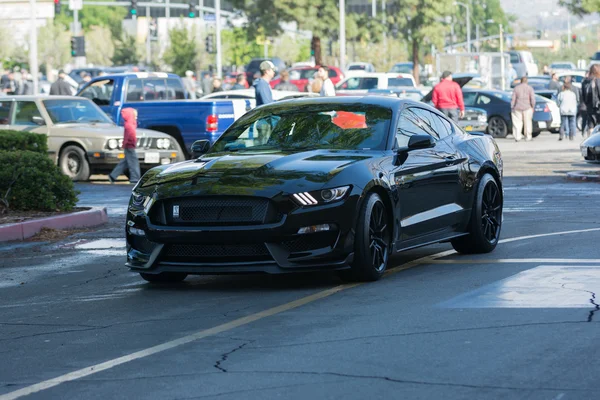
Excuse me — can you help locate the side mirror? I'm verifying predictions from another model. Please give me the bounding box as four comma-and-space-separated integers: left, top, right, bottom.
407, 134, 435, 151
31, 116, 45, 126
191, 139, 210, 158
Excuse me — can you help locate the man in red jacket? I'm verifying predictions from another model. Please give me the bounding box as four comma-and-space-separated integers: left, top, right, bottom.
432, 71, 465, 122
108, 108, 141, 184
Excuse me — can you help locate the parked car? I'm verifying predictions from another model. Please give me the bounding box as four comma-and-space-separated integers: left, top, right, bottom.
557, 70, 586, 88
581, 128, 600, 162
550, 62, 577, 73
125, 96, 503, 283
269, 66, 345, 91
77, 72, 256, 156
510, 75, 551, 90
0, 96, 180, 181
509, 50, 539, 78
201, 89, 318, 113
335, 73, 416, 95
245, 57, 286, 85
345, 62, 376, 76
388, 62, 425, 81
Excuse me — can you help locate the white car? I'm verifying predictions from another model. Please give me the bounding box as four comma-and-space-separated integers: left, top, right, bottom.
550, 62, 577, 73
335, 73, 416, 95
556, 70, 586, 88
345, 62, 376, 77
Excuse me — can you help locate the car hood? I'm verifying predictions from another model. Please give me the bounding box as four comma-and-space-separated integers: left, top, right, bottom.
141, 150, 375, 197
50, 123, 172, 139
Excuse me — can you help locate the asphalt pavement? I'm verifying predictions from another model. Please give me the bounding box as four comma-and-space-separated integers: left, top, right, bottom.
1, 132, 600, 400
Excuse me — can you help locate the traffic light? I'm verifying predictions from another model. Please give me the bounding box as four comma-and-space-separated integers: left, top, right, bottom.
70, 37, 77, 57
129, 0, 137, 16
188, 2, 196, 18
205, 34, 215, 53
70, 36, 85, 57
54, 0, 61, 16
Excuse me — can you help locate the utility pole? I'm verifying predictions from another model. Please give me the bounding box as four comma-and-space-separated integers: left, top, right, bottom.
216, 0, 222, 77
381, 0, 387, 65
29, 0, 38, 94
454, 2, 470, 52
165, 0, 170, 29
567, 11, 571, 49
371, 0, 376, 17
500, 23, 505, 91
146, 5, 151, 65
339, 0, 346, 71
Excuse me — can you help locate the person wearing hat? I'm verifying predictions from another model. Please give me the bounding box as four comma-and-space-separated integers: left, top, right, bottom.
50, 70, 73, 96
431, 70, 464, 122
253, 60, 276, 106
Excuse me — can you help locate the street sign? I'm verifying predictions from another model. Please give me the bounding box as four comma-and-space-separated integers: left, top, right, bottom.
69, 0, 82, 10
204, 14, 216, 22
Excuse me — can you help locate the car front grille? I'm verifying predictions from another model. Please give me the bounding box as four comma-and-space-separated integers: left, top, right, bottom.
162, 243, 272, 263
129, 235, 157, 254
155, 196, 282, 226
280, 232, 338, 255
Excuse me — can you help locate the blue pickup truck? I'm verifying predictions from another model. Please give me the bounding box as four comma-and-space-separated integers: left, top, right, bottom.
76, 72, 249, 157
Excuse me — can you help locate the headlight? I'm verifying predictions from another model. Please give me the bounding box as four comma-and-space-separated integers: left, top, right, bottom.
156, 138, 164, 149
478, 115, 487, 122
131, 191, 145, 207
107, 139, 118, 150
292, 185, 351, 206
118, 139, 123, 148
156, 138, 171, 149
321, 186, 350, 202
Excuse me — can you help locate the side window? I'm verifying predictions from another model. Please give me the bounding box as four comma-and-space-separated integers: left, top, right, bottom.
510, 53, 520, 64
79, 79, 115, 106
0, 101, 11, 125
328, 69, 338, 78
166, 78, 186, 99
360, 78, 379, 90
126, 79, 144, 102
396, 108, 428, 148
463, 92, 477, 106
13, 101, 42, 126
143, 78, 167, 101
476, 94, 492, 105
411, 108, 440, 140
431, 113, 453, 139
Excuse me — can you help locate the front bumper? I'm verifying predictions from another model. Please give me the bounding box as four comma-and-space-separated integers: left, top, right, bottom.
87, 150, 179, 169
125, 194, 360, 275
581, 145, 600, 161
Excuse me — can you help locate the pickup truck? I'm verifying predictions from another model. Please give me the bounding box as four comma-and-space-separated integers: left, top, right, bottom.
77, 72, 249, 156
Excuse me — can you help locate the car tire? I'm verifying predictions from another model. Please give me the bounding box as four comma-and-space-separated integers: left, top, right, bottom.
59, 145, 90, 181
487, 116, 508, 138
451, 173, 502, 254
139, 272, 188, 283
532, 130, 541, 138
343, 192, 391, 282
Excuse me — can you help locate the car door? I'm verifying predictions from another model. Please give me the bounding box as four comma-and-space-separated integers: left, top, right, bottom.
393, 107, 461, 243
7, 100, 51, 156
78, 78, 117, 118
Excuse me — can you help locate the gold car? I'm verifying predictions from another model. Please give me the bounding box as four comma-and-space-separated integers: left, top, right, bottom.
0, 96, 182, 181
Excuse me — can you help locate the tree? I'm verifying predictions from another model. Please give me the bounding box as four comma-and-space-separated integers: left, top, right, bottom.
228, 0, 299, 40
221, 27, 262, 68
112, 34, 140, 66
451, 0, 511, 51
37, 20, 71, 78
560, 0, 600, 15
56, 2, 127, 38
85, 26, 115, 66
163, 24, 199, 76
293, 0, 340, 65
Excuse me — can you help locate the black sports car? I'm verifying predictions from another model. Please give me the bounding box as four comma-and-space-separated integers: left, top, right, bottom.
125, 97, 504, 283
581, 128, 600, 162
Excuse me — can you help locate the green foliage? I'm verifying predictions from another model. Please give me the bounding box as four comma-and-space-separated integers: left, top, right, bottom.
228, 0, 299, 39
0, 151, 78, 212
560, 0, 600, 15
56, 3, 127, 38
222, 28, 263, 67
164, 24, 199, 76
38, 20, 71, 72
451, 0, 511, 48
85, 26, 115, 66
112, 34, 141, 66
531, 45, 591, 69
0, 130, 48, 154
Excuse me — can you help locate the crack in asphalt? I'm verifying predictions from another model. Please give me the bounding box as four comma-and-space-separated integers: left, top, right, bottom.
559, 283, 599, 322
214, 342, 251, 373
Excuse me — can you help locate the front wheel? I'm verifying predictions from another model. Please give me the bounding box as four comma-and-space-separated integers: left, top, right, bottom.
487, 116, 508, 138
343, 192, 391, 282
532, 130, 541, 138
59, 145, 90, 181
451, 173, 502, 254
140, 272, 188, 283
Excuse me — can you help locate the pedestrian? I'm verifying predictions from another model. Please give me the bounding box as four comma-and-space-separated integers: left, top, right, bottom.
231, 74, 247, 90
557, 80, 578, 141
542, 65, 550, 76
507, 63, 518, 86
201, 73, 213, 96
548, 73, 561, 95
1, 72, 17, 95
274, 70, 298, 91
582, 64, 600, 135
78, 73, 92, 90
182, 70, 196, 99
108, 108, 140, 184
511, 76, 536, 142
431, 70, 465, 122
20, 72, 34, 95
211, 77, 224, 93
309, 72, 323, 94
253, 60, 275, 106
317, 66, 335, 97
49, 70, 73, 95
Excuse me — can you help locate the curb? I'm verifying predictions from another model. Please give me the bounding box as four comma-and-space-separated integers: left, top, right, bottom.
0, 207, 109, 242
566, 171, 600, 182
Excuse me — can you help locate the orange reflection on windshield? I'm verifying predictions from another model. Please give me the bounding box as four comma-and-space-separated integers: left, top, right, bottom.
332, 111, 367, 129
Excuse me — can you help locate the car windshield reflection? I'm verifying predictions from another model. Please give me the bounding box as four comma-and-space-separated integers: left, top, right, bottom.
43, 99, 113, 125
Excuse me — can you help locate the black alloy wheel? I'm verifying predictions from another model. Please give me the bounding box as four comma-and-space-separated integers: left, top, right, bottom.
140, 272, 188, 283
344, 192, 391, 281
487, 116, 508, 139
59, 145, 90, 181
451, 173, 502, 254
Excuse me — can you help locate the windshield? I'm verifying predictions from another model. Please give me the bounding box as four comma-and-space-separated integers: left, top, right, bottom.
396, 91, 423, 100
348, 65, 367, 71
390, 64, 413, 74
551, 63, 573, 69
388, 78, 415, 87
43, 99, 113, 124
210, 104, 392, 153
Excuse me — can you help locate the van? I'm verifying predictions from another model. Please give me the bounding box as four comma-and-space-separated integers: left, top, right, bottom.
509, 51, 539, 78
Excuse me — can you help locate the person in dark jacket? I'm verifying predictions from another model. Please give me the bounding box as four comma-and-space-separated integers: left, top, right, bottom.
253, 60, 275, 106
274, 70, 298, 91
548, 73, 562, 95
49, 70, 73, 95
231, 74, 247, 90
108, 108, 140, 184
582, 64, 600, 135
2, 72, 17, 95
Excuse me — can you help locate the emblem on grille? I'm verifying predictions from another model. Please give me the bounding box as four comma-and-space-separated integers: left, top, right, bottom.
173, 205, 180, 218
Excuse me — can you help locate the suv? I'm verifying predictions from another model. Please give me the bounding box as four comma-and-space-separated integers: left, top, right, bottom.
245, 58, 286, 85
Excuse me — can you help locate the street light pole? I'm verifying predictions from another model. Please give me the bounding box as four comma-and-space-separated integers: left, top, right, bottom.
29, 0, 38, 94
215, 0, 222, 77
500, 23, 505, 91
340, 0, 346, 71
454, 2, 470, 52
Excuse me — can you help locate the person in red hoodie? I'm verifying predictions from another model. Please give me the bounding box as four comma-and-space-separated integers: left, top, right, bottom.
108, 108, 140, 184
432, 71, 465, 122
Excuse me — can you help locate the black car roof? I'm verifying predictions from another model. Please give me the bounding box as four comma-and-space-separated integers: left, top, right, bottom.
274, 95, 408, 109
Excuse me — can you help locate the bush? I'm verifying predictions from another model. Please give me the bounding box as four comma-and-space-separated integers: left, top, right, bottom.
0, 130, 48, 153
0, 151, 78, 212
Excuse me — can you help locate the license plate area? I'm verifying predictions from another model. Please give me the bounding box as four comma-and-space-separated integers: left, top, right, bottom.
144, 152, 160, 164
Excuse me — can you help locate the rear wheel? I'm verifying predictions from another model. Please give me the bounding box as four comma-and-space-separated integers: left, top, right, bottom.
139, 272, 188, 283
343, 192, 391, 282
487, 116, 508, 138
451, 174, 502, 254
59, 145, 90, 181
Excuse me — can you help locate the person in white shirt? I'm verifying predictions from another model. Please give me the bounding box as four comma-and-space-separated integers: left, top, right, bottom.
317, 66, 335, 97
